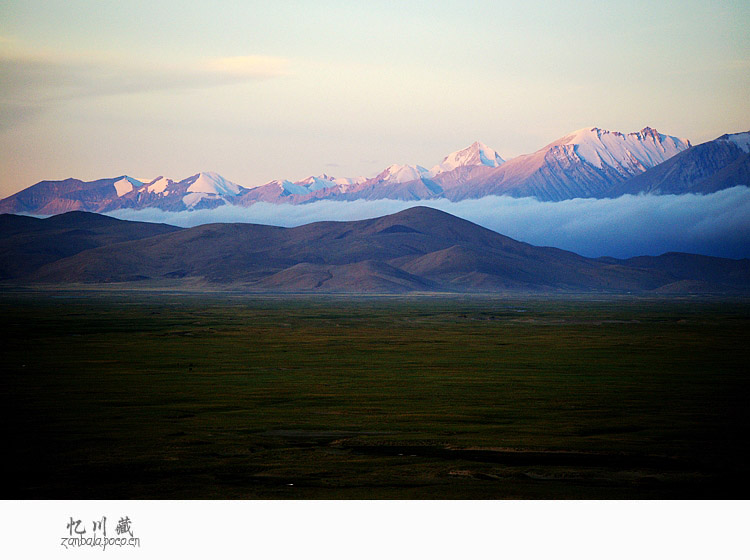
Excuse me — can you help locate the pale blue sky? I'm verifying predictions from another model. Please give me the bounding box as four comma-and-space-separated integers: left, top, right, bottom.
1, 0, 748, 197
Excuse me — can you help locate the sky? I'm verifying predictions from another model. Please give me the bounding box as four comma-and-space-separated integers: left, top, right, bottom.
1, 1, 749, 199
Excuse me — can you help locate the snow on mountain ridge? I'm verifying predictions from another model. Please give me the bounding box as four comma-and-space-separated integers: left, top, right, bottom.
430, 141, 505, 175
552, 127, 691, 172
146, 176, 173, 195
113, 176, 143, 197
717, 131, 750, 153
332, 175, 366, 193
186, 172, 243, 196
375, 164, 432, 183
278, 180, 310, 195
182, 192, 227, 209
296, 175, 337, 192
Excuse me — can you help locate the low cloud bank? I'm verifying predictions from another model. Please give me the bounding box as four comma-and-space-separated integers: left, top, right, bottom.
107, 186, 750, 259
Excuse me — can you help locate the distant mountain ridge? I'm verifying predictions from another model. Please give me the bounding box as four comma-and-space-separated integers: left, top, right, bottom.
2, 208, 747, 293
606, 131, 750, 197
430, 127, 690, 201
3, 126, 748, 215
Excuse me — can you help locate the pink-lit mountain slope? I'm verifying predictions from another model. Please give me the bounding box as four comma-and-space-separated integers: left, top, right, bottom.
437, 127, 690, 201
0, 126, 704, 214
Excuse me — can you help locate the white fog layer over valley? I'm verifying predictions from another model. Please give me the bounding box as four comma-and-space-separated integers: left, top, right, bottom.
107, 186, 750, 260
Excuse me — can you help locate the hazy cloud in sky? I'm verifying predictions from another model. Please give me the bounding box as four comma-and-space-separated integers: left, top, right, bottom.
107, 187, 750, 260
0, 51, 290, 108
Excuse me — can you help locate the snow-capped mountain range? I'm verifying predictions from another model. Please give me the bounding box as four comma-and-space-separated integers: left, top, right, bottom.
2, 126, 748, 215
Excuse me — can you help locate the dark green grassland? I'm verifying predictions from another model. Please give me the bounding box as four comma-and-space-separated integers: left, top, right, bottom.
3, 292, 749, 498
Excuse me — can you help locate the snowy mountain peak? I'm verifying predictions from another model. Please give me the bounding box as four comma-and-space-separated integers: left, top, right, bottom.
550, 126, 691, 172
186, 172, 243, 196
375, 164, 432, 183
431, 141, 505, 175
296, 175, 337, 192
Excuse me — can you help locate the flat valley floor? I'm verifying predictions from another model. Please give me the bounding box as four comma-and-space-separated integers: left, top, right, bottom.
3, 292, 749, 499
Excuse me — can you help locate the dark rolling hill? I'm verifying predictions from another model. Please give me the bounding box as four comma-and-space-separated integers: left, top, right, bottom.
0, 211, 180, 280
3, 207, 748, 293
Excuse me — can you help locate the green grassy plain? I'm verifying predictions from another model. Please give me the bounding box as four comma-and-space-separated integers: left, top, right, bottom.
2, 292, 749, 498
